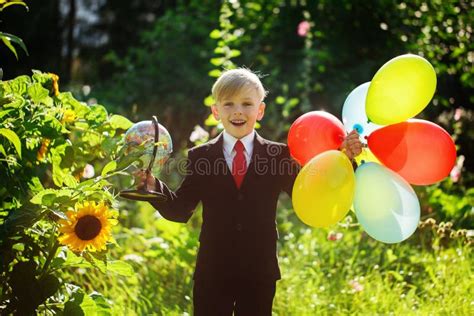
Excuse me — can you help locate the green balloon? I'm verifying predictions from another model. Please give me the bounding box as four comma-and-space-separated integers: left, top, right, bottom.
354, 162, 420, 243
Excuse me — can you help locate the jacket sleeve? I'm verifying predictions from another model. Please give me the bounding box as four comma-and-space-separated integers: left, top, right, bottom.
281, 145, 301, 198
148, 149, 201, 223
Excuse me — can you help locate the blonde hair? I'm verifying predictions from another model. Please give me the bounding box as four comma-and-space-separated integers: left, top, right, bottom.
211, 67, 268, 103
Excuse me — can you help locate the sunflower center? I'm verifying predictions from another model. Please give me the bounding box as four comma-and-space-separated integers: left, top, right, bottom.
74, 215, 102, 240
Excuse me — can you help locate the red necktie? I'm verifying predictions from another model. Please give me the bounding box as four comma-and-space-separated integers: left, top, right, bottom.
232, 140, 247, 189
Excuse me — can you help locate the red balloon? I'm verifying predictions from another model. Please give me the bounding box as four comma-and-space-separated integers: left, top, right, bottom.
288, 111, 345, 165
367, 119, 456, 185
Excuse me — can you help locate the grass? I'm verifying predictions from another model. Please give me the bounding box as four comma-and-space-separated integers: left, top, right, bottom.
59, 201, 473, 315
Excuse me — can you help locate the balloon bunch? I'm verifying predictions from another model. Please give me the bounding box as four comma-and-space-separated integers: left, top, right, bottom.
288, 54, 457, 244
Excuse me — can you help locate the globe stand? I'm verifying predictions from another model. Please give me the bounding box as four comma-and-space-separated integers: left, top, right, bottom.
119, 116, 168, 202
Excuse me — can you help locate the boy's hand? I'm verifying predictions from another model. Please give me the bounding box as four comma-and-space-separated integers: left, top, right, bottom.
340, 130, 363, 160
133, 169, 156, 191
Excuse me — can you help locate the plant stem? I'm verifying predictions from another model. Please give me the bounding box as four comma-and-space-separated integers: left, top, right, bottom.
40, 239, 61, 278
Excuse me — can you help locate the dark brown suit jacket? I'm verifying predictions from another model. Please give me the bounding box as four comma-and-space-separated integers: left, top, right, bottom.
149, 132, 300, 282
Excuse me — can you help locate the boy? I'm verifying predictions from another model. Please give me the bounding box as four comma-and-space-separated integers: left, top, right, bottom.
135, 68, 362, 315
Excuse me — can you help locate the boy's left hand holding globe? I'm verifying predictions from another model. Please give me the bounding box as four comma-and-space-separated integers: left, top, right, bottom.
119, 116, 172, 201
133, 169, 157, 192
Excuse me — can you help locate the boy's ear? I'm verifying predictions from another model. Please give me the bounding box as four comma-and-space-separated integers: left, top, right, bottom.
257, 102, 266, 121
211, 104, 220, 120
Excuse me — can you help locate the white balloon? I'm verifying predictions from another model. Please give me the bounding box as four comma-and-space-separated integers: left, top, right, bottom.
342, 82, 382, 143
354, 162, 420, 243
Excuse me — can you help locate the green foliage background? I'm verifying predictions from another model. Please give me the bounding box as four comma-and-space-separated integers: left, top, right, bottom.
0, 0, 473, 315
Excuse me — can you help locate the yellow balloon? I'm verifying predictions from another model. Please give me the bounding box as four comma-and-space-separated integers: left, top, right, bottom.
354, 147, 380, 165
292, 150, 356, 228
366, 54, 436, 125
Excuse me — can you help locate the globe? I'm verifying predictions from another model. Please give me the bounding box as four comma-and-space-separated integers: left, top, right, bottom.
123, 118, 173, 178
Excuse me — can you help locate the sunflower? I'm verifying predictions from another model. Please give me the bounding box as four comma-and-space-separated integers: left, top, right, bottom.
58, 201, 118, 252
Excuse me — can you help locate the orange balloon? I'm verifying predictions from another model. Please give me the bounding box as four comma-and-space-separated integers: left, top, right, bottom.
288, 111, 345, 166
367, 119, 456, 185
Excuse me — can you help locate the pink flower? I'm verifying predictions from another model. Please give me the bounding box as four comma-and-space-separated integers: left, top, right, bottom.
454, 108, 463, 121
349, 280, 364, 292
327, 231, 343, 241
450, 166, 460, 182
82, 164, 95, 179
297, 21, 311, 37
450, 155, 465, 183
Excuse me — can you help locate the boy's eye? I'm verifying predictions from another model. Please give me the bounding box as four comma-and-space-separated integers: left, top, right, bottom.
243, 103, 253, 106
224, 103, 233, 107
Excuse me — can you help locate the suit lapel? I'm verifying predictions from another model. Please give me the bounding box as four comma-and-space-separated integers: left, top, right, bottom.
206, 132, 238, 193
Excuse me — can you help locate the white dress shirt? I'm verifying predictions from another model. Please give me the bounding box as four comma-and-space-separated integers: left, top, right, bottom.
222, 129, 254, 171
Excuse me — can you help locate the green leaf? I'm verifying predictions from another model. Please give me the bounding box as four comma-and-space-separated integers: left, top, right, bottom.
61, 145, 75, 168
6, 75, 30, 95
28, 177, 44, 193
63, 174, 79, 188
32, 70, 54, 86
106, 260, 134, 276
204, 113, 219, 126
57, 92, 90, 117
90, 292, 112, 315
0, 1, 29, 12
214, 47, 224, 54
4, 206, 40, 230
204, 95, 215, 107
115, 151, 141, 171
275, 96, 286, 104
229, 49, 241, 58
1, 35, 18, 59
49, 257, 66, 272
30, 189, 58, 206
246, 2, 262, 11
209, 29, 221, 39
12, 243, 24, 251
386, 249, 398, 263
64, 290, 97, 315
86, 104, 108, 125
210, 57, 225, 66
288, 98, 299, 107
28, 83, 50, 104
0, 108, 14, 120
0, 128, 21, 158
0, 32, 28, 59
64, 250, 94, 269
2, 95, 25, 108
109, 114, 133, 130
388, 270, 404, 282
101, 161, 117, 176
208, 69, 222, 78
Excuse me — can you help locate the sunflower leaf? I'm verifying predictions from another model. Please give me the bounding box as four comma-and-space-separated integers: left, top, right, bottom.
109, 114, 133, 130
101, 160, 117, 176
64, 289, 97, 315
0, 128, 22, 158
106, 260, 134, 277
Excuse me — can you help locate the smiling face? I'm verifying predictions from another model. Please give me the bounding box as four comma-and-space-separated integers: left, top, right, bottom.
211, 85, 266, 139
